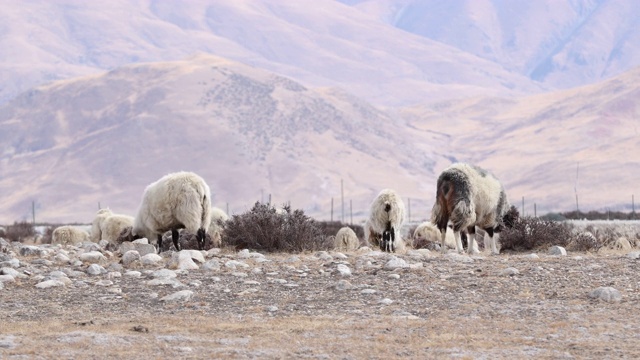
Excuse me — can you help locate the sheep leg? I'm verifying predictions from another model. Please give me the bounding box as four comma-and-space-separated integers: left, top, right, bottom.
484, 227, 499, 255
454, 231, 464, 254
389, 227, 396, 253
466, 226, 479, 255
172, 228, 181, 252
156, 234, 163, 254
439, 229, 448, 254
197, 228, 206, 250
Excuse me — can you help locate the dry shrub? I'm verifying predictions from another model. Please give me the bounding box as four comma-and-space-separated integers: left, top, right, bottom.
224, 202, 330, 252
0, 227, 5, 238
160, 230, 214, 252
4, 221, 37, 243
567, 231, 602, 252
40, 226, 57, 244
500, 217, 571, 251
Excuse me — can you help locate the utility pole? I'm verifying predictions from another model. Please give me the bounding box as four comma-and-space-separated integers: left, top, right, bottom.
341, 179, 344, 223
522, 196, 525, 217
350, 200, 353, 225
226, 202, 229, 216
32, 201, 36, 224
408, 198, 411, 223
331, 198, 334, 222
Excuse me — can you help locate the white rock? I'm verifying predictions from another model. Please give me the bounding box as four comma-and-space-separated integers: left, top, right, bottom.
95, 280, 113, 287
265, 306, 278, 312
124, 271, 142, 278
384, 257, 409, 270
548, 246, 567, 256
244, 280, 260, 285
98, 240, 110, 249
160, 290, 194, 302
336, 264, 352, 276
35, 280, 66, 289
379, 298, 394, 305
181, 250, 205, 264
445, 253, 474, 263
19, 245, 45, 257
237, 249, 251, 259
140, 253, 163, 266
169, 251, 199, 270
54, 253, 71, 263
232, 272, 248, 277
249, 252, 266, 259
316, 252, 333, 261
107, 272, 122, 279
627, 251, 640, 260
225, 260, 249, 269
361, 289, 377, 295
203, 259, 221, 271
86, 264, 106, 276
388, 274, 401, 280
501, 267, 520, 276
334, 279, 352, 291
122, 250, 141, 267
0, 275, 15, 283
0, 259, 19, 268
133, 238, 149, 245
588, 287, 622, 302
1, 267, 25, 278
151, 269, 177, 279
285, 256, 301, 263
525, 253, 540, 259
147, 278, 185, 287
80, 251, 107, 264
333, 253, 348, 260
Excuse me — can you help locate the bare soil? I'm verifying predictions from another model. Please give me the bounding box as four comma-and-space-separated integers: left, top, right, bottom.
2, 249, 640, 359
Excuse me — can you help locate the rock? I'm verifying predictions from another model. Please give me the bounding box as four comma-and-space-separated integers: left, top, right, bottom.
140, 253, 163, 266
232, 272, 248, 277
1, 267, 25, 279
237, 249, 251, 259
336, 264, 352, 276
79, 251, 107, 264
95, 280, 114, 287
334, 279, 353, 291
0, 335, 16, 349
588, 287, 622, 302
202, 259, 221, 271
388, 273, 401, 280
86, 264, 106, 276
35, 279, 66, 289
501, 267, 520, 276
122, 250, 141, 268
181, 250, 205, 264
0, 259, 20, 268
525, 253, 540, 259
285, 256, 301, 263
361, 289, 377, 295
81, 242, 102, 252
19, 245, 45, 257
148, 278, 185, 288
120, 242, 156, 257
265, 306, 278, 312
627, 251, 640, 260
169, 251, 199, 270
0, 275, 15, 283
315, 252, 333, 261
384, 257, 409, 270
445, 253, 474, 263
225, 260, 249, 270
333, 253, 348, 260
151, 269, 177, 279
133, 238, 149, 245
548, 246, 567, 256
160, 290, 194, 302
379, 298, 394, 305
124, 271, 142, 278
107, 263, 124, 272
54, 253, 71, 263
98, 240, 110, 249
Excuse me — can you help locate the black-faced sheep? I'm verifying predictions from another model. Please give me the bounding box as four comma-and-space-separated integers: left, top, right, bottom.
334, 226, 359, 252
52, 226, 90, 245
366, 189, 405, 252
131, 171, 212, 253
431, 163, 517, 255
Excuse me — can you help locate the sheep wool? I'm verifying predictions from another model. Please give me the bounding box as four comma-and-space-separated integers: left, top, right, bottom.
133, 171, 212, 252
52, 226, 90, 245
334, 227, 359, 252
431, 163, 514, 255
366, 189, 405, 252
208, 207, 230, 248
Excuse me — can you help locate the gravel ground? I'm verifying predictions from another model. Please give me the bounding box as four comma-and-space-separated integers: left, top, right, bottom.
2, 240, 640, 359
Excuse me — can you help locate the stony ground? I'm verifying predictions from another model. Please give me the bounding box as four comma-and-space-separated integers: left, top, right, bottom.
2, 238, 640, 359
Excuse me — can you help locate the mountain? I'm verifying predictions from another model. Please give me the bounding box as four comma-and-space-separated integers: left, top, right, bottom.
343, 0, 640, 89
0, 0, 545, 107
0, 55, 443, 224
401, 65, 640, 215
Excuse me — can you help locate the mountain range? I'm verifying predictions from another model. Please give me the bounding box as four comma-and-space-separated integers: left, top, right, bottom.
1, 0, 639, 223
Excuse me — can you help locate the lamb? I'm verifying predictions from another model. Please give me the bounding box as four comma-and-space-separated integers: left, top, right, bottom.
90, 208, 134, 244
413, 221, 481, 252
431, 163, 517, 255
366, 189, 406, 252
334, 226, 359, 252
208, 207, 230, 248
131, 171, 212, 252
52, 226, 90, 245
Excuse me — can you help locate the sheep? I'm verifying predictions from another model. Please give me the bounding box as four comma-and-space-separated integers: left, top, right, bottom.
90, 209, 134, 244
366, 189, 406, 252
431, 163, 517, 255
334, 226, 359, 252
131, 171, 212, 253
52, 226, 90, 245
208, 207, 229, 248
412, 222, 455, 250
159, 229, 214, 252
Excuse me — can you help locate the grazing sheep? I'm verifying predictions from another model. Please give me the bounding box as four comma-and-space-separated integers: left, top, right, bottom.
334, 226, 359, 252
431, 163, 516, 255
208, 207, 229, 248
160, 229, 214, 252
52, 226, 90, 245
412, 222, 456, 250
131, 171, 212, 252
90, 209, 134, 244
366, 189, 406, 252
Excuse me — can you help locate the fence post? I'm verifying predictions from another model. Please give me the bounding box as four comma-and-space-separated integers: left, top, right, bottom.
32, 201, 36, 224
341, 179, 344, 223
331, 198, 334, 222
534, 203, 537, 218
350, 200, 353, 225
521, 196, 524, 217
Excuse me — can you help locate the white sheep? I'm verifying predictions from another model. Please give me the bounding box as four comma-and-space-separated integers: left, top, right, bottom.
366, 189, 406, 252
413, 221, 480, 252
52, 226, 90, 245
132, 171, 212, 252
208, 207, 229, 248
431, 163, 516, 255
90, 209, 134, 244
334, 226, 359, 252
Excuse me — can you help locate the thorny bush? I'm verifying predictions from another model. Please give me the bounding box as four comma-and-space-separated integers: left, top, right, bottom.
4, 221, 37, 243
500, 216, 572, 251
